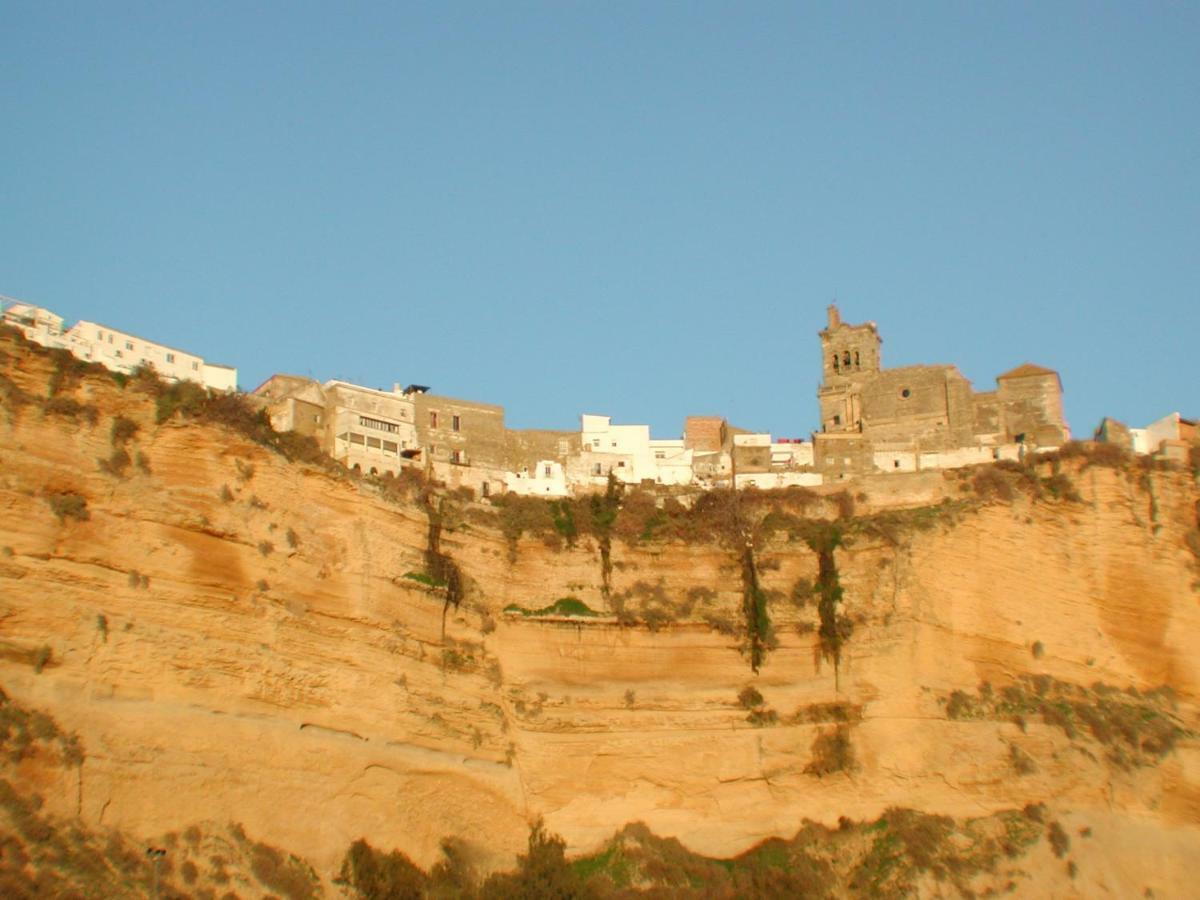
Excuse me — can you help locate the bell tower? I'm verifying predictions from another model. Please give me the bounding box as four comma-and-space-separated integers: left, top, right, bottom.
817, 304, 882, 432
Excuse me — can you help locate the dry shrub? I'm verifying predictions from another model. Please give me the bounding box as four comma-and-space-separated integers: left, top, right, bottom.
46, 492, 89, 522
249, 838, 319, 900
972, 467, 1015, 501
806, 725, 854, 776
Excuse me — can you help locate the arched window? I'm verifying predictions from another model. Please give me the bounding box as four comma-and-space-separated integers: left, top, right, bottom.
843, 351, 851, 367
854, 351, 860, 368
832, 354, 840, 372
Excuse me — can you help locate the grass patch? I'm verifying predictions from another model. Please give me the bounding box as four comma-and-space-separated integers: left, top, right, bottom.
504, 597, 599, 618
403, 570, 447, 589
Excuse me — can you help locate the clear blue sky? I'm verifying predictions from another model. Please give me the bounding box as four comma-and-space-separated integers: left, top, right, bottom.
2, 3, 1196, 438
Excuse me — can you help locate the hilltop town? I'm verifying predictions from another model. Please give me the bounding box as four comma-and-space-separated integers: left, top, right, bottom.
3, 297, 1195, 497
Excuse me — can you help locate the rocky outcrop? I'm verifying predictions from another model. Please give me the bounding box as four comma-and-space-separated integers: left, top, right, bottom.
1, 329, 1198, 896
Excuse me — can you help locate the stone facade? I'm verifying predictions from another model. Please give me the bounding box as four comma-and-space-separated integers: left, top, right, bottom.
814, 305, 1068, 478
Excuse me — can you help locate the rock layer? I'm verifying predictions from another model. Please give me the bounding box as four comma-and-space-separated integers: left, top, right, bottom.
1, 331, 1198, 896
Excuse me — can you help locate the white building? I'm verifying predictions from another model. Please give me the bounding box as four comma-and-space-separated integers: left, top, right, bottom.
1, 299, 237, 392
648, 439, 694, 486
1130, 413, 1193, 456
505, 460, 569, 497
580, 414, 657, 484
578, 415, 696, 486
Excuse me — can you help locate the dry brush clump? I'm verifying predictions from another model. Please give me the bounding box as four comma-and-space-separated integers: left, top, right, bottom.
944, 676, 1188, 769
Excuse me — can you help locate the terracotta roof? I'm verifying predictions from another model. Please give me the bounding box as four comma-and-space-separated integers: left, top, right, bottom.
998, 363, 1058, 379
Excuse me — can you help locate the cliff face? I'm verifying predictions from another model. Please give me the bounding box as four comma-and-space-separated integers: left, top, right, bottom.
1, 331, 1199, 897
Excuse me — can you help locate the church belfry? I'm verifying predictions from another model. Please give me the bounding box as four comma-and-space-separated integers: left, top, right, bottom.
817, 304, 881, 433
820, 304, 882, 384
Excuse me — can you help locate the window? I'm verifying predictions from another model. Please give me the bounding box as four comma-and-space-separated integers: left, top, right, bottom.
366, 437, 381, 449
114, 350, 123, 358
842, 351, 850, 367
358, 415, 398, 434
592, 463, 602, 475
610, 441, 617, 448
543, 465, 552, 478
108, 334, 113, 344
655, 451, 665, 459
592, 439, 600, 448
429, 411, 438, 429
617, 461, 625, 468
854, 351, 860, 367
125, 341, 134, 350
383, 440, 397, 454
192, 362, 199, 370
96, 330, 102, 339
314, 414, 321, 424
894, 459, 901, 468
349, 433, 365, 445
833, 354, 840, 372
833, 414, 841, 425
452, 415, 460, 432
450, 449, 462, 464
482, 482, 490, 498
166, 353, 175, 363
901, 388, 911, 399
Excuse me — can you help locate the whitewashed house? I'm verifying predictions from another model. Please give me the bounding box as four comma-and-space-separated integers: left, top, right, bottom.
505, 459, 569, 497
1, 299, 237, 391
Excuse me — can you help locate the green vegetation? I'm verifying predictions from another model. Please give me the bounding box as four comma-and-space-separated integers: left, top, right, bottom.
46, 491, 89, 522
740, 544, 773, 673
944, 676, 1188, 768
804, 524, 851, 670
423, 496, 465, 623
403, 571, 447, 589
504, 597, 599, 618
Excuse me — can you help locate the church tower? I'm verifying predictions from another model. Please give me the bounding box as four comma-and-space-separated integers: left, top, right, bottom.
817, 304, 881, 433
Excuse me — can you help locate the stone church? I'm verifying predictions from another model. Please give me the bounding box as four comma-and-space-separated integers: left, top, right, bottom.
813, 306, 1069, 477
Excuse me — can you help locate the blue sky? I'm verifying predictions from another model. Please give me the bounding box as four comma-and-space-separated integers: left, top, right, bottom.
2, 3, 1196, 438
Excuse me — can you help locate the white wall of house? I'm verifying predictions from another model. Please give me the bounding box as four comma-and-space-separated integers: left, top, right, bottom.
649, 439, 694, 485
872, 450, 920, 473
1129, 428, 1151, 454
917, 444, 1020, 471
68, 320, 237, 391
1139, 413, 1182, 455
202, 363, 238, 392
505, 460, 569, 497
580, 414, 657, 483
735, 472, 823, 489
733, 433, 771, 448
771, 440, 814, 467
3, 301, 239, 392
2, 302, 71, 349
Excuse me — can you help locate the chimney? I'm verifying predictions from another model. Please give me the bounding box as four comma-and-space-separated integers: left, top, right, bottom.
827, 304, 841, 329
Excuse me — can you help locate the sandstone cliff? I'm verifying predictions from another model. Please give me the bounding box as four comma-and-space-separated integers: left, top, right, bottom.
1, 329, 1198, 897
